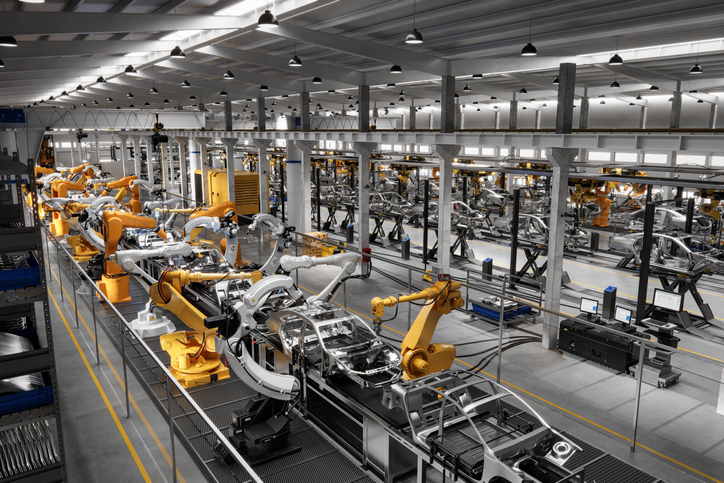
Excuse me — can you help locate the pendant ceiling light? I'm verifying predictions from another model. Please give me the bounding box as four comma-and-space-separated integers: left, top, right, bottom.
390, 65, 402, 74
170, 45, 186, 59
76, 84, 84, 91
97, 74, 106, 83
600, 100, 606, 105
127, 91, 134, 98
610, 75, 620, 88
81, 103, 87, 107
609, 40, 623, 65
190, 95, 197, 100
163, 99, 170, 104
150, 86, 158, 94
312, 77, 322, 84
636, 93, 642, 100
258, 2, 279, 29
260, 85, 268, 91
223, 60, 234, 80
690, 41, 703, 74
60, 91, 68, 96
220, 91, 228, 97
521, 20, 537, 56
145, 102, 150, 106
519, 87, 527, 94
48, 96, 55, 101
0, 37, 18, 47
116, 106, 121, 109
463, 84, 471, 91
472, 73, 483, 79
405, 0, 423, 44
129, 104, 135, 108
107, 96, 113, 102
125, 64, 137, 74
399, 97, 405, 102
552, 76, 559, 85
650, 85, 659, 91
289, 40, 302, 67
698, 99, 704, 103
0, 60, 4, 68
93, 100, 98, 105
181, 78, 191, 88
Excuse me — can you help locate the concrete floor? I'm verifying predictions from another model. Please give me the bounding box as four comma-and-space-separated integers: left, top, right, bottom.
43, 240, 207, 483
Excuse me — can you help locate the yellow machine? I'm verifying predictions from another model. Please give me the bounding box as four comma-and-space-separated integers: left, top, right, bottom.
103, 175, 142, 213
37, 135, 55, 169
48, 179, 86, 236
98, 211, 159, 303
149, 269, 262, 387
591, 185, 612, 227
698, 189, 724, 221
207, 168, 260, 215
371, 277, 464, 380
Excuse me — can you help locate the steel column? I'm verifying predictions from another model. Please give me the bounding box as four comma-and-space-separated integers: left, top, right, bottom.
253, 139, 273, 214
354, 142, 376, 252
432, 144, 461, 273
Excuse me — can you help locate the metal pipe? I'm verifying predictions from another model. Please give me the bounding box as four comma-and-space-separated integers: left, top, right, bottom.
168, 378, 177, 483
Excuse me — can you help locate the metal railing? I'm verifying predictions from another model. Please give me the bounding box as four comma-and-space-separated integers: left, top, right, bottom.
40, 223, 263, 483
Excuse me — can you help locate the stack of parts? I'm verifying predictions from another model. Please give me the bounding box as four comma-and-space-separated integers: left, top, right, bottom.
0, 421, 60, 477
0, 317, 29, 332
0, 332, 44, 396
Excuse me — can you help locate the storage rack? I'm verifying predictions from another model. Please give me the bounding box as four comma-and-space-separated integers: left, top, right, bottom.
0, 156, 65, 482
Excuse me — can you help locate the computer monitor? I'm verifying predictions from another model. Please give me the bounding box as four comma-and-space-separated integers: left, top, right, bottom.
579, 297, 598, 315
614, 306, 632, 325
653, 288, 684, 312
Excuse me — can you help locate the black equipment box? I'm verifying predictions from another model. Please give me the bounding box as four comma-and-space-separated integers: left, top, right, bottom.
558, 319, 639, 372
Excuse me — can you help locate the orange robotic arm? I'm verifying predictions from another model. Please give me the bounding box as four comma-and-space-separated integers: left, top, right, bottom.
102, 211, 158, 276
371, 279, 464, 380
105, 175, 141, 212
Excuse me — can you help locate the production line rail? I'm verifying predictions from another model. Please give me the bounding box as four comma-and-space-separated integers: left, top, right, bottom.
45, 233, 670, 483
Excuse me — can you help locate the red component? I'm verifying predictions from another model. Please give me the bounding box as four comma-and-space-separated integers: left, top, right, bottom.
362, 247, 372, 263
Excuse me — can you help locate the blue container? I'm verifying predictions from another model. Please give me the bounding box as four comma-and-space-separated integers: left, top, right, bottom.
0, 252, 41, 291
472, 302, 532, 320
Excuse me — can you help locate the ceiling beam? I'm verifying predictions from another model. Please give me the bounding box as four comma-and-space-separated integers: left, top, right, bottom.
108, 0, 138, 13
595, 63, 678, 91
132, 69, 273, 99
261, 24, 450, 77
0, 12, 243, 35
0, 40, 178, 59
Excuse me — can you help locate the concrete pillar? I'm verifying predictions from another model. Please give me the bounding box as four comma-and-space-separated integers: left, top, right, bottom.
131, 137, 142, 181
494, 111, 500, 129
220, 137, 237, 204
253, 139, 273, 213
432, 144, 460, 273
358, 85, 370, 132
68, 131, 76, 166
225, 99, 233, 132
195, 137, 212, 204
670, 83, 682, 129
579, 94, 590, 129
353, 142, 376, 252
509, 100, 518, 129
408, 104, 416, 130
300, 91, 310, 132
286, 141, 315, 232
709, 103, 719, 128
440, 75, 455, 133
455, 102, 462, 130
534, 109, 541, 129
118, 134, 129, 178
188, 140, 200, 202
257, 95, 266, 132
556, 63, 577, 134
95, 132, 100, 165
662, 151, 677, 200
174, 136, 189, 202
542, 148, 577, 349
640, 106, 648, 129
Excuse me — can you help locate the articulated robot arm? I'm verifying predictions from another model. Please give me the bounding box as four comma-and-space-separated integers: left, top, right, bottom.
182, 214, 241, 267
250, 213, 295, 275
108, 243, 195, 275
208, 275, 302, 400
279, 252, 359, 303
371, 278, 464, 380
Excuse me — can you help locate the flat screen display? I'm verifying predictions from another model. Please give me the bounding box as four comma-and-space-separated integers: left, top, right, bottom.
653, 289, 684, 312
614, 306, 632, 325
580, 298, 598, 315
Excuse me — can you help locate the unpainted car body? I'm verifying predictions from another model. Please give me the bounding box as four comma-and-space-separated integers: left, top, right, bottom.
608, 233, 724, 274
626, 207, 712, 233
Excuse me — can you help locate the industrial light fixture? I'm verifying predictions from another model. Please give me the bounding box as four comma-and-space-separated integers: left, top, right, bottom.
39, 99, 45, 104
181, 78, 191, 88
542, 103, 547, 107
271, 101, 276, 106
690, 41, 703, 74
20, 0, 44, 3
190, 95, 196, 100
48, 96, 55, 101
107, 96, 113, 102
463, 84, 471, 91
312, 77, 322, 84
289, 54, 302, 67
636, 93, 642, 100
61, 91, 68, 96
490, 96, 497, 100
81, 102, 87, 107
629, 102, 634, 106
668, 97, 673, 101
97, 75, 106, 83
399, 97, 405, 102
127, 91, 134, 98
552, 76, 559, 85
260, 85, 268, 91
389, 102, 395, 106
163, 99, 170, 104
405, 0, 423, 44
698, 99, 704, 103
258, 2, 279, 29
150, 86, 158, 94
116, 106, 121, 109
610, 74, 620, 88
282, 94, 288, 98
93, 99, 98, 105
600, 100, 606, 104
521, 20, 537, 56
316, 103, 322, 109
327, 89, 335, 93
477, 108, 481, 111
145, 102, 150, 106
125, 64, 137, 74
129, 104, 135, 108
220, 91, 228, 96
348, 104, 354, 109
472, 73, 483, 79
76, 84, 84, 91
522, 106, 527, 110
390, 65, 402, 74
223, 69, 234, 80
72, 105, 77, 109
0, 60, 4, 68
609, 40, 623, 65
170, 45, 186, 58
650, 85, 659, 91
0, 37, 18, 47
519, 87, 527, 94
